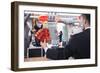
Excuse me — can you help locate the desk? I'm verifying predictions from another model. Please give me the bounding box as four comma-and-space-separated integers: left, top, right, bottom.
26, 45, 49, 61
27, 46, 44, 58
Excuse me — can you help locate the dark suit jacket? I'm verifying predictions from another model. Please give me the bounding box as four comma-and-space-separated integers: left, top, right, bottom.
46, 29, 90, 60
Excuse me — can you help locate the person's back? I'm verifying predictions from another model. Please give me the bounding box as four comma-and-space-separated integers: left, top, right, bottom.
65, 28, 90, 59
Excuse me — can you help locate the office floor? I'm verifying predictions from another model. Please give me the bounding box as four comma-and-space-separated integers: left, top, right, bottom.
24, 56, 74, 62
24, 56, 51, 62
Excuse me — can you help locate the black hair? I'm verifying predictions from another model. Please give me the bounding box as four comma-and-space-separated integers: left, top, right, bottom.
82, 14, 90, 25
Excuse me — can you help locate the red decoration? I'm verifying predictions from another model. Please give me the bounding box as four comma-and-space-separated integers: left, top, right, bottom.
35, 28, 51, 42
39, 16, 48, 23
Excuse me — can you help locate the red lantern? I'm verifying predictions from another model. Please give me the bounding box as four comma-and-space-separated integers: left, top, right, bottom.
39, 16, 48, 23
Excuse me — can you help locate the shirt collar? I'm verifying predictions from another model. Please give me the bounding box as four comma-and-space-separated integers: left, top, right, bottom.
85, 27, 90, 30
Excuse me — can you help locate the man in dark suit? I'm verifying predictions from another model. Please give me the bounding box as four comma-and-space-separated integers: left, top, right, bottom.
64, 28, 90, 59
41, 14, 90, 60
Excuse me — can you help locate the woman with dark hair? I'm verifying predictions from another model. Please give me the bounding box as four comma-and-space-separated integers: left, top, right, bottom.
34, 19, 43, 32
33, 19, 43, 47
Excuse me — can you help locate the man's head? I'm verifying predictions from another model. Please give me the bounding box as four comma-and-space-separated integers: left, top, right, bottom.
80, 14, 90, 29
